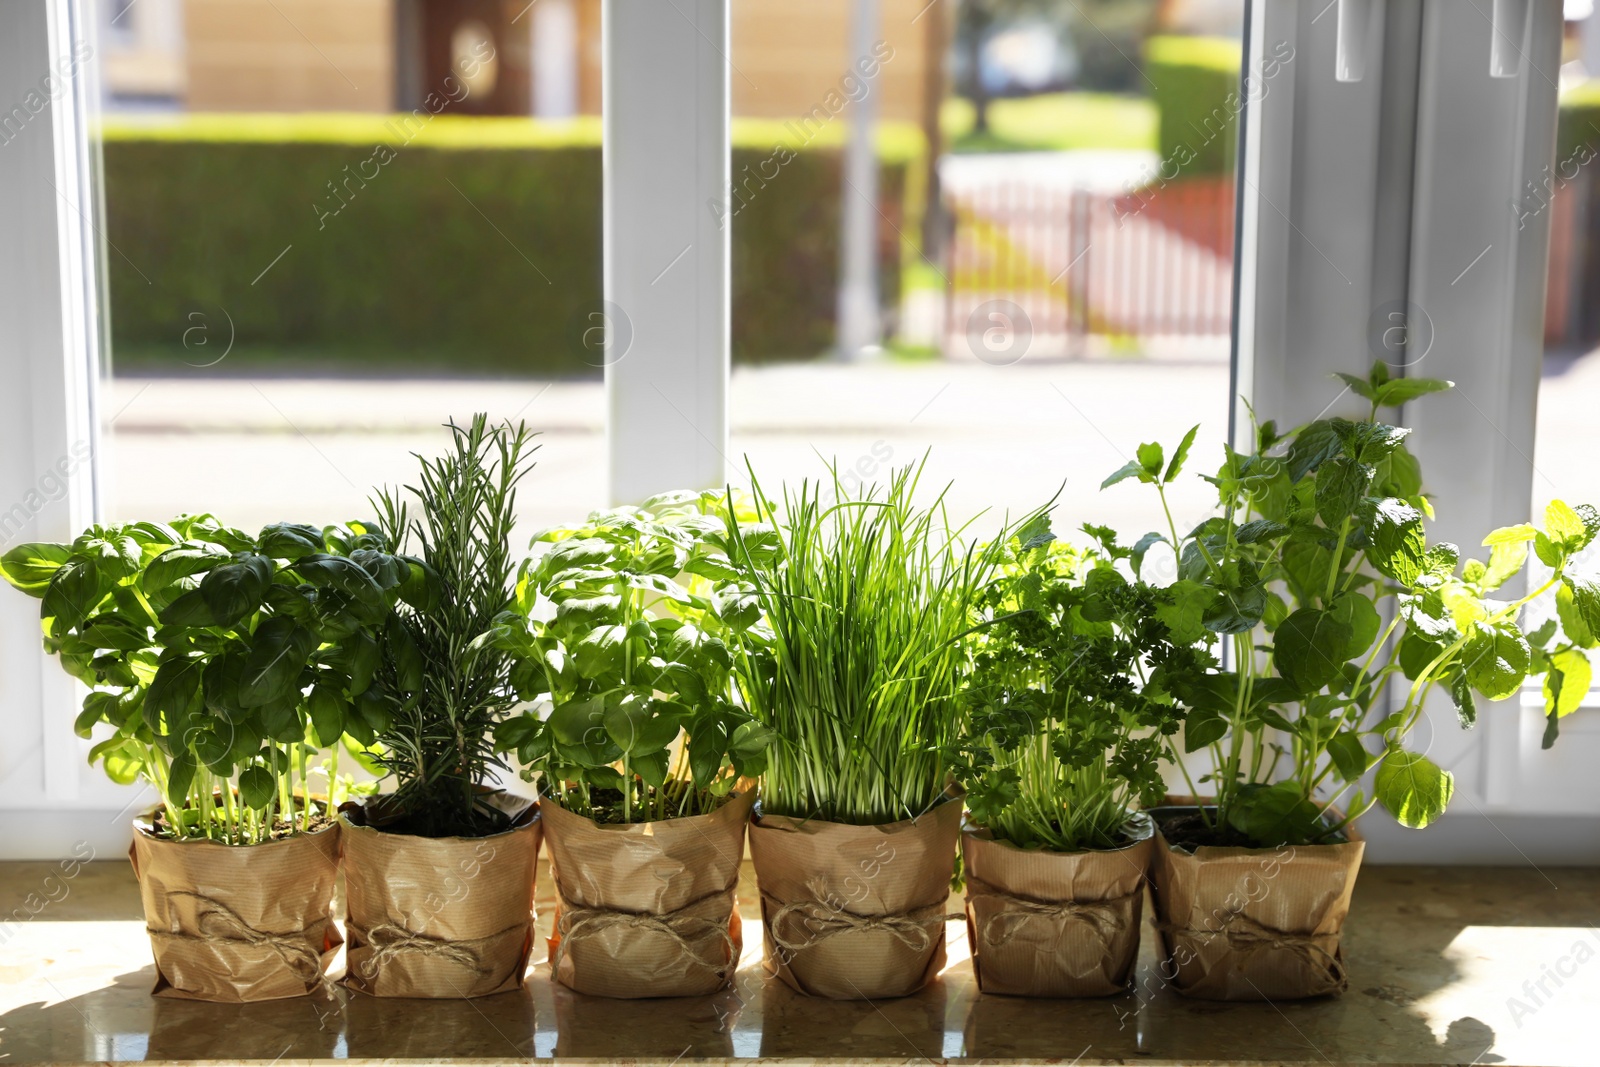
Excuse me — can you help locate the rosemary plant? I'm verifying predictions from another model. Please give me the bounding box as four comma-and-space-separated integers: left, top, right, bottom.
724, 459, 1006, 825
374, 415, 538, 837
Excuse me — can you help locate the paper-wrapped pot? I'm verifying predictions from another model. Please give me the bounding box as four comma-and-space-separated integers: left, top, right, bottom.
962, 813, 1153, 997
543, 788, 753, 998
748, 796, 962, 1001
340, 794, 541, 998
130, 811, 341, 1002
1147, 799, 1364, 1001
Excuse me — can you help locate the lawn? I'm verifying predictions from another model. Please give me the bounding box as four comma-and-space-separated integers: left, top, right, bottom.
941, 92, 1158, 154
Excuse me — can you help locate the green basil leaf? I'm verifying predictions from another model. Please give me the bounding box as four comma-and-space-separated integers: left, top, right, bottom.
0, 541, 73, 595
237, 765, 275, 810
1326, 732, 1372, 782
144, 543, 230, 595
1367, 499, 1427, 585
238, 617, 316, 708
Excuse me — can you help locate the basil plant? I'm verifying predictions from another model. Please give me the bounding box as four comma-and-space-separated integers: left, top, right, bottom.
1, 516, 428, 844
491, 490, 774, 824
950, 514, 1211, 853
1103, 361, 1595, 847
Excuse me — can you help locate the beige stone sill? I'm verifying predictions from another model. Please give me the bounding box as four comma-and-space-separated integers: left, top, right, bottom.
1, 858, 1595, 1065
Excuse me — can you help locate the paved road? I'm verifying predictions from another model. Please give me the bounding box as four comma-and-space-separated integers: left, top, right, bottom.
100, 352, 1600, 555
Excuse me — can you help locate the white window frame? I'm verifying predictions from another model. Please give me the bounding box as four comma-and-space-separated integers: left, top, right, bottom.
2, 0, 1595, 861
1238, 0, 1598, 862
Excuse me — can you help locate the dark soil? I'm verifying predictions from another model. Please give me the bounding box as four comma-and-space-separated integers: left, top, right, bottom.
1155, 808, 1260, 851
1154, 806, 1351, 851
150, 808, 333, 843
360, 804, 514, 839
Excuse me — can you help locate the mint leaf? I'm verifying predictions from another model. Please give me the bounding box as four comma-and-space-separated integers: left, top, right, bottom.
1274, 607, 1354, 693
1375, 749, 1454, 829
1367, 499, 1427, 585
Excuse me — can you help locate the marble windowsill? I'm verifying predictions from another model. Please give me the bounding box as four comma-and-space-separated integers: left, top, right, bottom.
1, 858, 1595, 1066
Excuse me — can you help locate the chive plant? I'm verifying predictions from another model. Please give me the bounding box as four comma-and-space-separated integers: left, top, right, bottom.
374, 415, 538, 838
724, 460, 1006, 825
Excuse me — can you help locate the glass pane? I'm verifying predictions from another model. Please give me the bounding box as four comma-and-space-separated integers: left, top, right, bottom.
728, 0, 1244, 548
94, 0, 605, 533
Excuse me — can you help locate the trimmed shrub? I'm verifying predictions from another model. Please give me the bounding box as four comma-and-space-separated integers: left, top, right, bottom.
102, 115, 918, 375
1146, 35, 1242, 179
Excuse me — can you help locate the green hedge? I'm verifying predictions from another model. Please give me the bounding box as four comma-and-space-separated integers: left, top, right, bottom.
102, 115, 918, 375
1146, 36, 1242, 179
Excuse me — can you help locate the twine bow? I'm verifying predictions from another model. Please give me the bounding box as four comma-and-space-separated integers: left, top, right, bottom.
146, 890, 327, 985
974, 881, 1135, 950
1158, 912, 1347, 993
764, 888, 962, 956
548, 890, 738, 981
350, 920, 527, 980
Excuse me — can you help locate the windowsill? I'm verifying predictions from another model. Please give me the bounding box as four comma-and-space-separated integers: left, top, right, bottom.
2, 859, 1595, 1065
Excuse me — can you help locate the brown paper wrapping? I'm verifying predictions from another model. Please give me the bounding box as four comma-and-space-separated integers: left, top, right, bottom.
129, 813, 341, 1003
962, 815, 1153, 997
543, 788, 753, 998
339, 794, 542, 998
1147, 798, 1365, 1001
748, 797, 962, 1001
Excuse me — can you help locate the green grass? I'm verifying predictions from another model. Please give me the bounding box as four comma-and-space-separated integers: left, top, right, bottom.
941, 92, 1158, 155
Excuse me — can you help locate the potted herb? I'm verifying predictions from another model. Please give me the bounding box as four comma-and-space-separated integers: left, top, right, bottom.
492, 490, 773, 998
950, 516, 1209, 997
339, 415, 544, 999
0, 516, 410, 1001
724, 462, 1000, 1001
1102, 362, 1595, 999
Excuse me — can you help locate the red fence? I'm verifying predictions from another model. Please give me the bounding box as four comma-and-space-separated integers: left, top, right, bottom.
944, 173, 1581, 355
944, 176, 1235, 354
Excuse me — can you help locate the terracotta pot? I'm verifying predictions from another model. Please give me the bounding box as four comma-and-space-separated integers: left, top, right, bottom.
962, 813, 1153, 997
543, 789, 754, 998
129, 811, 341, 1002
748, 797, 962, 1001
339, 794, 541, 998
1147, 797, 1364, 1001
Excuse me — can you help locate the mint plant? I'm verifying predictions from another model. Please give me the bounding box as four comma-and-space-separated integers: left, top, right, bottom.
949, 515, 1210, 852
0, 516, 417, 843
1102, 361, 1596, 846
491, 490, 773, 823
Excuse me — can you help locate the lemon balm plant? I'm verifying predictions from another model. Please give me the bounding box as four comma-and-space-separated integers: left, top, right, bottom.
1108, 362, 1594, 846
1, 514, 417, 1001
488, 490, 773, 998
1102, 361, 1598, 1000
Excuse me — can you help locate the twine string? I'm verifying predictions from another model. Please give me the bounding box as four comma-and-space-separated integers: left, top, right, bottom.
146, 890, 327, 985
548, 889, 738, 981
1158, 911, 1347, 992
350, 920, 527, 980
764, 886, 962, 956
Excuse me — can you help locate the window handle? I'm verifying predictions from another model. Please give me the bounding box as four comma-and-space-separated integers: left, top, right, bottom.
1335, 0, 1375, 83
1490, 0, 1530, 78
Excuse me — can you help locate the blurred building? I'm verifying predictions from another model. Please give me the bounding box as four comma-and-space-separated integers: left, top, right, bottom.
99, 0, 944, 126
